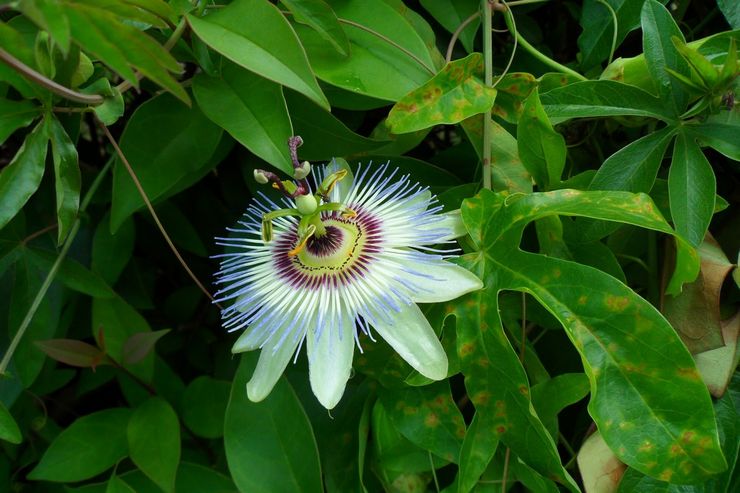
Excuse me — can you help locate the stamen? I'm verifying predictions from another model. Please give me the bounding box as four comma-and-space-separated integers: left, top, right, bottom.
288, 224, 317, 257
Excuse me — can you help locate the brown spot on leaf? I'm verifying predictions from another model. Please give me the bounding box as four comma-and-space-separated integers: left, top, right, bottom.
496, 425, 506, 434
681, 431, 695, 444
658, 469, 674, 481
518, 384, 528, 396
425, 412, 440, 428
605, 295, 629, 312
459, 342, 475, 357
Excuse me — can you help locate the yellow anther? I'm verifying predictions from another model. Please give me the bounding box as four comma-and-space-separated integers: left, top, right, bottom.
320, 169, 348, 197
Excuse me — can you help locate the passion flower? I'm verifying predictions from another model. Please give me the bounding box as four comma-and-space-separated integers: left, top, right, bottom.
215, 137, 482, 409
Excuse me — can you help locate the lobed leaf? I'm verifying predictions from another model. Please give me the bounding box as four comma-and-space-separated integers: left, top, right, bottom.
458, 189, 725, 483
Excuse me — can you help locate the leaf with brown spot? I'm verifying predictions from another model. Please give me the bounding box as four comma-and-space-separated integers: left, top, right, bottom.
387, 53, 496, 134
378, 381, 465, 464
452, 188, 725, 484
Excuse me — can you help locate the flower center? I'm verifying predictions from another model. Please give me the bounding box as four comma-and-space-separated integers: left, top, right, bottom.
273, 212, 381, 289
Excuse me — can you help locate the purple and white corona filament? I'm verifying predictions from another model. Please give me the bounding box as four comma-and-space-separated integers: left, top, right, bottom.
214, 139, 482, 409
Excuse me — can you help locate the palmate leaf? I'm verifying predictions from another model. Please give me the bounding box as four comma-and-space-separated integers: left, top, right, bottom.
452, 189, 725, 485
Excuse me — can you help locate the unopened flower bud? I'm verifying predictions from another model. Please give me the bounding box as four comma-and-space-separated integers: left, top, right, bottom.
295, 193, 318, 215
254, 169, 269, 184
294, 161, 311, 180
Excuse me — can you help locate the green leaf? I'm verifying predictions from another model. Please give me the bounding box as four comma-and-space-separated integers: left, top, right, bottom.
458, 189, 725, 484
419, 0, 479, 53
718, 0, 740, 29
578, 0, 653, 69
107, 476, 136, 493
110, 94, 222, 232
517, 87, 566, 189
0, 120, 48, 231
47, 114, 80, 244
34, 339, 109, 368
224, 356, 323, 493
282, 0, 349, 55
187, 0, 329, 110
27, 247, 114, 298
8, 251, 61, 387
668, 132, 716, 247
672, 36, 720, 88
641, 0, 691, 114
531, 373, 590, 438
540, 80, 676, 121
182, 376, 230, 439
461, 115, 532, 193
19, 0, 71, 54
193, 61, 294, 174
577, 126, 675, 242
295, 0, 436, 101
0, 401, 22, 444
378, 381, 465, 464
82, 78, 125, 126
285, 91, 389, 160
687, 112, 740, 161
92, 295, 153, 380
128, 397, 180, 493
387, 53, 496, 134
456, 412, 498, 493
27, 408, 131, 482
92, 213, 135, 285
0, 97, 40, 145
64, 0, 188, 102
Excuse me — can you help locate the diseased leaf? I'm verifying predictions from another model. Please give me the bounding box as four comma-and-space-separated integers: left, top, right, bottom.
457, 189, 725, 484
27, 408, 131, 482
187, 0, 329, 109
0, 120, 48, 231
491, 72, 537, 123
577, 431, 627, 493
456, 412, 498, 493
379, 381, 465, 464
47, 115, 80, 244
387, 53, 496, 134
193, 61, 294, 174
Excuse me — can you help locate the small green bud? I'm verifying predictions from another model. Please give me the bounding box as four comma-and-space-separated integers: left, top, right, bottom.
294, 161, 311, 180
254, 169, 269, 184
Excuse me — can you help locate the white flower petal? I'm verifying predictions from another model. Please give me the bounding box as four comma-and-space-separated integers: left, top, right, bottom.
370, 302, 448, 380
420, 209, 467, 240
307, 309, 355, 409
246, 330, 302, 402
407, 260, 483, 303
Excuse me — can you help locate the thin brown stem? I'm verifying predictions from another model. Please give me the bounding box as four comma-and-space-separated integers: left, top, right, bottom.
501, 446, 511, 492
336, 19, 436, 75
445, 12, 480, 63
0, 48, 104, 105
22, 224, 58, 245
99, 123, 222, 309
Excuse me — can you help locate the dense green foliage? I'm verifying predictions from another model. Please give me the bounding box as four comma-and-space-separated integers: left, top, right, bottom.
0, 0, 738, 492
